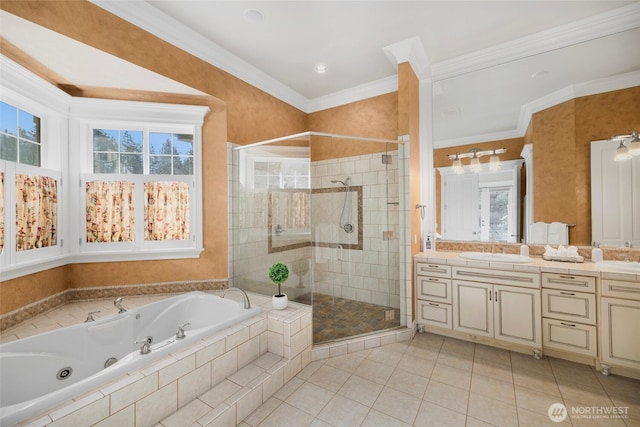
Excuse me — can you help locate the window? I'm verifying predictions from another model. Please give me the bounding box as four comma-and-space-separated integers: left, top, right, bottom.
254, 160, 309, 189
71, 98, 208, 260
0, 101, 41, 166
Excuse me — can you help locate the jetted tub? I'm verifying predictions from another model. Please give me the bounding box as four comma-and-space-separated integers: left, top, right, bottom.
0, 291, 261, 426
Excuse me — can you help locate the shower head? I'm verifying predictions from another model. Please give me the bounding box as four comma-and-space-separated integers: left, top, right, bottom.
331, 177, 350, 186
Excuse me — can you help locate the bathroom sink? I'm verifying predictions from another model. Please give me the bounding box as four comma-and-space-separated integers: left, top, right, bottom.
459, 252, 533, 264
596, 260, 640, 273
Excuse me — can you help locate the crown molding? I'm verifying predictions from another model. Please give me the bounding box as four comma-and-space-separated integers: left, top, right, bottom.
307, 75, 397, 113
89, 0, 310, 112
382, 36, 431, 80
431, 2, 640, 81
434, 129, 524, 149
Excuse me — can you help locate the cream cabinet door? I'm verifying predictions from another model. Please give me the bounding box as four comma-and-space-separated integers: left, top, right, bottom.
600, 297, 640, 370
494, 285, 541, 347
453, 280, 493, 337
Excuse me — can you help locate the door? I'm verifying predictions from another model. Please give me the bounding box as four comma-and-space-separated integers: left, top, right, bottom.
494, 285, 541, 347
453, 280, 492, 337
600, 297, 640, 370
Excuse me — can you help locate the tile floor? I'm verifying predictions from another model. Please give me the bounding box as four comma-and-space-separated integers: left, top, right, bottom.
238, 333, 640, 427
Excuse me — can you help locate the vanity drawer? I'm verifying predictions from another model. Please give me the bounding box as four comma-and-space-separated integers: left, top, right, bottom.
416, 262, 451, 279
601, 279, 640, 301
542, 273, 596, 293
417, 277, 452, 304
542, 289, 596, 325
452, 266, 540, 289
542, 318, 597, 357
417, 300, 452, 329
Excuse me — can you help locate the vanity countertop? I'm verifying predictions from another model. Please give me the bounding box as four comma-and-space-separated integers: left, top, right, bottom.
415, 251, 640, 282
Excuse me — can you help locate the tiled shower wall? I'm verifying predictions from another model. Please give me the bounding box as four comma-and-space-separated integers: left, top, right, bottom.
228, 143, 405, 310
310, 149, 401, 308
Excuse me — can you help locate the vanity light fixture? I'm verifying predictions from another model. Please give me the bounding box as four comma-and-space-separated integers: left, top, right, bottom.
447, 148, 506, 173
612, 131, 639, 161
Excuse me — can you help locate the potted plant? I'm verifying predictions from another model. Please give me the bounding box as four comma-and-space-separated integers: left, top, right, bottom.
269, 263, 289, 309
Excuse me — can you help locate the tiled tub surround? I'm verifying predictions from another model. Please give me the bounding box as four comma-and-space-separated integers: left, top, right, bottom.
1, 292, 313, 427
0, 279, 228, 333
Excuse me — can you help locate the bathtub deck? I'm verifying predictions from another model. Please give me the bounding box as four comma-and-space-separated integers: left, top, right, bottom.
2, 292, 314, 427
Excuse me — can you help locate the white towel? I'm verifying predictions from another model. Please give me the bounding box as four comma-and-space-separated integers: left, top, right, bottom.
529, 222, 548, 244
547, 222, 569, 245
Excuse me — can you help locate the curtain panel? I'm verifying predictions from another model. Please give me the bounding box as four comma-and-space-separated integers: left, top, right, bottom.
85, 181, 135, 242
15, 174, 58, 251
144, 181, 190, 241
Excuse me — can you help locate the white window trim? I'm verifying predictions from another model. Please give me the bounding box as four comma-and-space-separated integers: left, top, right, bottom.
68, 98, 208, 263
0, 56, 208, 280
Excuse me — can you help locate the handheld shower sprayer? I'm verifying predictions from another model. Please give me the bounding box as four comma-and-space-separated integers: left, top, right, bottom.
331, 177, 354, 233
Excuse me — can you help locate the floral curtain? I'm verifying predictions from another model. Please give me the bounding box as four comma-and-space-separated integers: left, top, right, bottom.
144, 181, 190, 241
86, 181, 135, 242
0, 172, 4, 253
15, 174, 58, 251
271, 190, 310, 229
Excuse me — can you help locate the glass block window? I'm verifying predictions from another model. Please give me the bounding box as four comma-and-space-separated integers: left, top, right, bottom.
0, 101, 41, 166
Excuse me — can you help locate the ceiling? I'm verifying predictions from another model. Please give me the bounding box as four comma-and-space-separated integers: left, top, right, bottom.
1, 1, 639, 147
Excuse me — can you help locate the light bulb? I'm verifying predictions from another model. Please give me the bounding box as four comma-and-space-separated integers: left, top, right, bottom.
452, 156, 464, 174
489, 153, 501, 171
614, 141, 631, 162
469, 154, 482, 173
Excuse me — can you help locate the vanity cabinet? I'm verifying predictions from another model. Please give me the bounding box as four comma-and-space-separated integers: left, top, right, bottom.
415, 262, 452, 329
451, 267, 541, 349
600, 278, 640, 372
541, 273, 597, 357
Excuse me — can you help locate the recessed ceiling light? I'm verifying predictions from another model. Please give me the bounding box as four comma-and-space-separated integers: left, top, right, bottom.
314, 64, 327, 74
531, 70, 549, 79
243, 9, 264, 23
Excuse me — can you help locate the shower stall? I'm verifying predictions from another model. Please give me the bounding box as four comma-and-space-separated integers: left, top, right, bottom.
230, 132, 406, 344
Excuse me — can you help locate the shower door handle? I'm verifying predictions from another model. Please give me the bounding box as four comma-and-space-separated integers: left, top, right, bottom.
337, 244, 343, 260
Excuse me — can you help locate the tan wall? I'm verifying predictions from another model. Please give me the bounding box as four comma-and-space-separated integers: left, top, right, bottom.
0, 0, 308, 315
531, 86, 640, 245
309, 93, 398, 161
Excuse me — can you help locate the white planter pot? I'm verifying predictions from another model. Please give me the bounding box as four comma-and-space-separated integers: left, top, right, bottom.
272, 294, 288, 310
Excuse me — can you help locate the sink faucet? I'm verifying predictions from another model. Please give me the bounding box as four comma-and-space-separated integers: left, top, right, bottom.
114, 297, 127, 314
135, 336, 153, 354
222, 288, 252, 309
176, 322, 191, 339
84, 310, 100, 322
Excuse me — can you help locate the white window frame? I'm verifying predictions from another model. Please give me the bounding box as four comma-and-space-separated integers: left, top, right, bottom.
69, 98, 208, 262
0, 57, 69, 279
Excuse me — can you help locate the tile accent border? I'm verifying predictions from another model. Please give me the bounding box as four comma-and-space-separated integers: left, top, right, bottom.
0, 279, 228, 332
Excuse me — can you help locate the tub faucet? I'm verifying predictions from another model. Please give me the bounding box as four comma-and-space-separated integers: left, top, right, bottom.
222, 288, 252, 309
85, 310, 100, 322
114, 297, 127, 314
176, 322, 191, 339
135, 336, 153, 355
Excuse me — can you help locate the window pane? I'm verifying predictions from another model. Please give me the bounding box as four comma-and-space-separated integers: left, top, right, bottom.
173, 156, 193, 175
150, 156, 171, 174
18, 110, 40, 143
93, 129, 119, 152
150, 133, 172, 154
0, 134, 17, 162
489, 189, 510, 241
19, 140, 40, 166
0, 102, 17, 136
94, 153, 119, 174
120, 131, 143, 153
120, 153, 143, 174
172, 134, 193, 155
